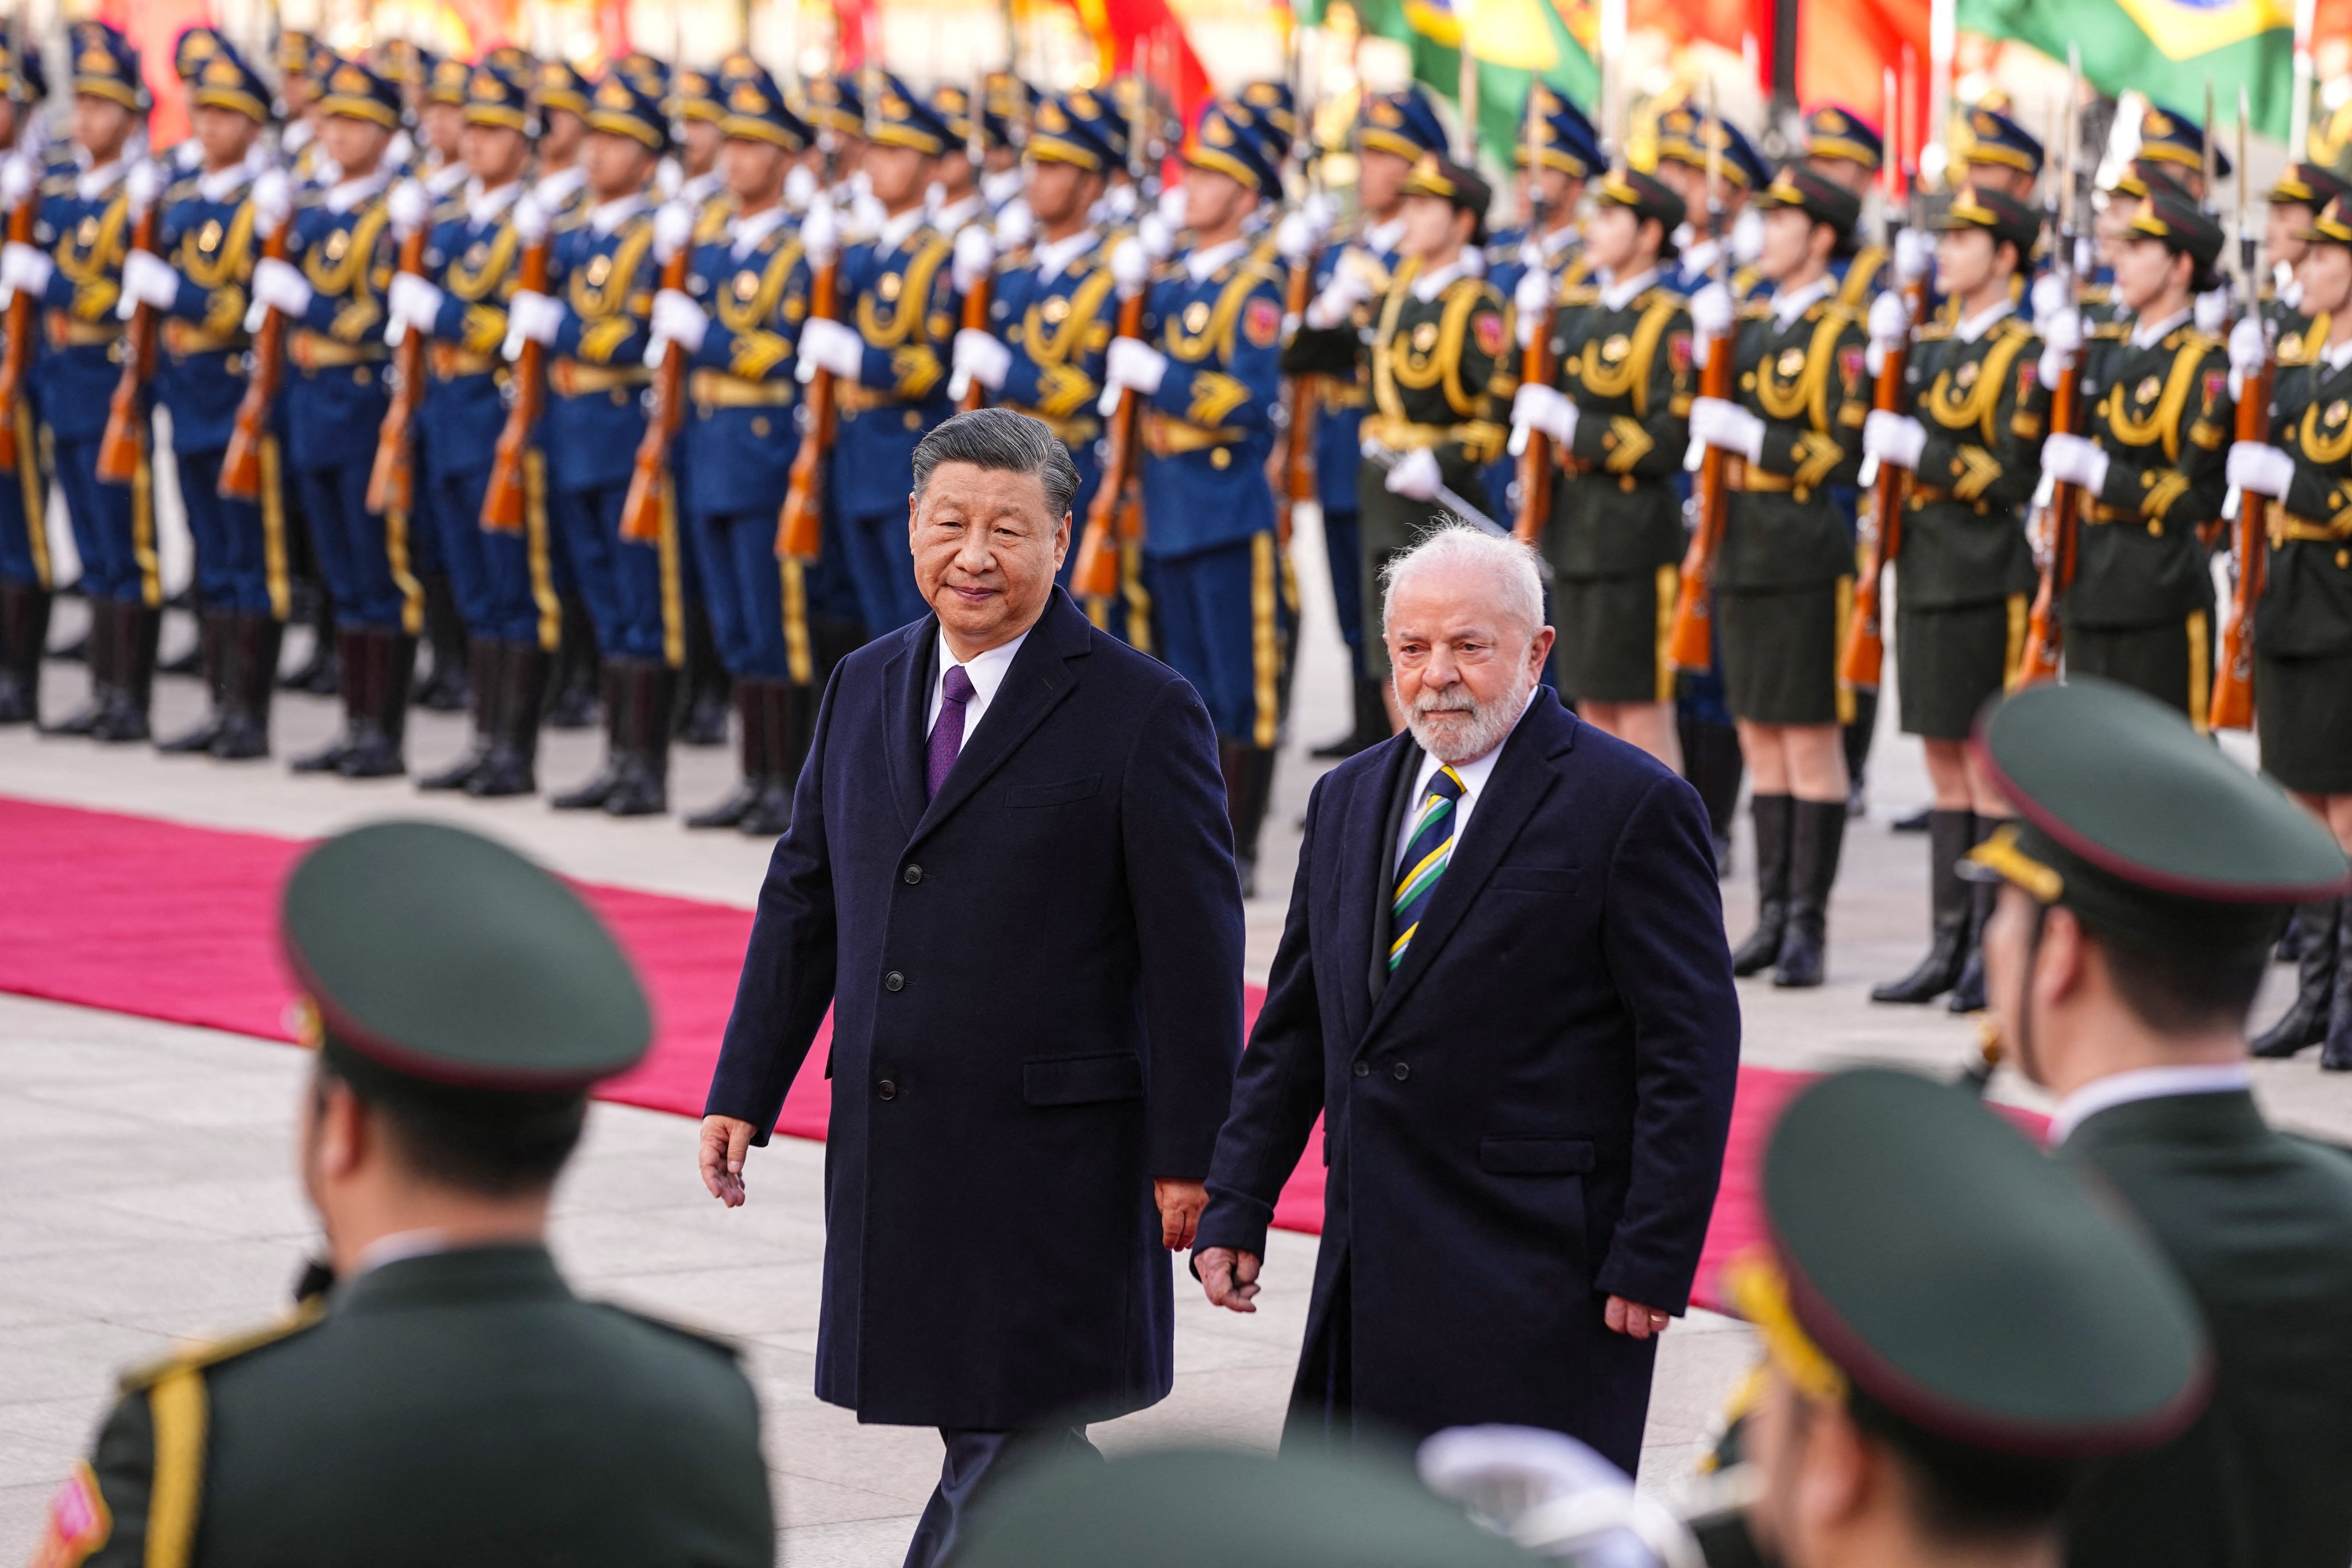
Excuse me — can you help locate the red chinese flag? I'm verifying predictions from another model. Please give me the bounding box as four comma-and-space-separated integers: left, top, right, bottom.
1797, 0, 1930, 170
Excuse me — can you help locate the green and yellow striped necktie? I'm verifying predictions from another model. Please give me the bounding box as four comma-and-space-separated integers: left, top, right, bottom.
1390, 766, 1466, 971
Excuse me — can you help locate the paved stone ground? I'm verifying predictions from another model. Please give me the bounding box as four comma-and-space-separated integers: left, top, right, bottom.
7, 507, 2351, 1563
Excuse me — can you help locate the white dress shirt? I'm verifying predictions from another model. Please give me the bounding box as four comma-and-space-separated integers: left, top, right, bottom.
1033, 227, 1100, 285
1598, 267, 1662, 311
1185, 238, 1250, 285
1770, 275, 1835, 330
1393, 687, 1542, 873
2048, 1063, 2251, 1146
926, 627, 1033, 740
1953, 298, 2014, 343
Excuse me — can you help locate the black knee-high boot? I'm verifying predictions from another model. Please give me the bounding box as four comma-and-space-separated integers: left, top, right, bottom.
156, 609, 232, 753
603, 658, 673, 817
211, 613, 283, 760
93, 603, 160, 743
2258, 898, 2342, 1058
1731, 794, 1794, 976
687, 678, 766, 828
292, 627, 370, 773
551, 662, 627, 809
468, 640, 547, 798
419, 639, 501, 790
1774, 800, 1849, 988
739, 681, 800, 836
43, 597, 114, 736
1946, 817, 2003, 1013
0, 580, 51, 725
1872, 810, 1974, 1003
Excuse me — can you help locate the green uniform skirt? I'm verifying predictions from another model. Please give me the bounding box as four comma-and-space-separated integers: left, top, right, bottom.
2064, 611, 2212, 731
2257, 650, 2352, 794
1896, 593, 2029, 741
1719, 578, 1853, 727
1552, 566, 1678, 704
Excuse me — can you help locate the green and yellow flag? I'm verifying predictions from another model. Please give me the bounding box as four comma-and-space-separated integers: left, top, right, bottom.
1956, 0, 2293, 142
1304, 0, 1600, 163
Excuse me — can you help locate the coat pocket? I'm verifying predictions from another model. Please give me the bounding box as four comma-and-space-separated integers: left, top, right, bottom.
1005, 774, 1103, 809
1022, 1051, 1145, 1106
1477, 1137, 1596, 1175
1490, 864, 1579, 893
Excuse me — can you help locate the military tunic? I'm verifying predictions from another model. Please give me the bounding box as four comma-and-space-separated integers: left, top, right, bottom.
2251, 315, 2352, 791
1888, 304, 2045, 738
2064, 311, 2230, 723
1484, 223, 1587, 523
1539, 271, 1694, 702
988, 227, 1117, 551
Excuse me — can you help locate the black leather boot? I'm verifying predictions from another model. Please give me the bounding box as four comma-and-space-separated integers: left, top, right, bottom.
1731, 794, 1794, 976
0, 580, 49, 725
2324, 897, 2352, 1071
1872, 810, 1975, 1003
551, 664, 627, 809
94, 603, 160, 743
410, 574, 470, 711
1773, 799, 1849, 988
603, 659, 673, 817
1679, 717, 1745, 878
678, 601, 730, 746
687, 678, 766, 828
1311, 676, 1389, 760
292, 628, 370, 773
418, 639, 501, 790
468, 640, 548, 797
340, 631, 415, 778
156, 609, 231, 753
546, 596, 600, 728
1946, 817, 2002, 1013
1220, 739, 1277, 898
283, 598, 339, 693
1842, 688, 1877, 817
739, 680, 798, 837
211, 613, 283, 760
2256, 898, 2342, 1058
43, 597, 114, 736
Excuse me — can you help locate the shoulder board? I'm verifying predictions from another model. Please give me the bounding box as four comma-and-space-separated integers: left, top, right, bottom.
165, 175, 201, 196
2171, 329, 2219, 356
2089, 320, 2128, 340
554, 207, 592, 232
1816, 301, 1857, 323
1917, 322, 1955, 341
1558, 284, 1601, 307
1240, 257, 1284, 287
599, 1301, 744, 1360
118, 1301, 325, 1395
2277, 325, 2319, 365
1991, 315, 2034, 339
39, 172, 72, 195
1737, 302, 1773, 320
1441, 274, 1498, 306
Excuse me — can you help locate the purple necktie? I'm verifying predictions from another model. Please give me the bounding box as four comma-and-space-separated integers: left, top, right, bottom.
926, 663, 976, 800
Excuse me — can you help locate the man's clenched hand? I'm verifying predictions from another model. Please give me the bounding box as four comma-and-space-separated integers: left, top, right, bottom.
1154, 1178, 1207, 1251
1195, 1245, 1261, 1312
699, 1115, 757, 1207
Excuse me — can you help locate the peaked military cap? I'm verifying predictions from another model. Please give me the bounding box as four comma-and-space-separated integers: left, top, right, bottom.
1234, 79, 1297, 151
2306, 195, 2352, 248
804, 72, 863, 137
1801, 103, 1882, 170
0, 31, 43, 103
1359, 84, 1449, 164
609, 51, 670, 101
1960, 103, 2044, 176
1755, 164, 1862, 235
864, 69, 951, 155
370, 37, 437, 94
277, 30, 336, 87
317, 56, 401, 128
673, 64, 723, 125
2268, 160, 2351, 212
585, 67, 670, 152
1656, 106, 1770, 192
1029, 90, 1121, 173
721, 64, 809, 152
984, 71, 1036, 148
1937, 186, 2039, 259
188, 41, 272, 124
931, 81, 986, 153
1187, 98, 1279, 195
465, 60, 534, 133
535, 58, 590, 118
2123, 188, 2224, 273
479, 44, 535, 79
959, 1447, 1538, 1568
69, 21, 145, 111
172, 24, 224, 83
424, 54, 472, 107
1403, 152, 1492, 220
2138, 102, 2231, 180
1516, 84, 1601, 178
1595, 167, 1686, 240
1963, 678, 2350, 953
283, 821, 653, 1092
1739, 1067, 2210, 1457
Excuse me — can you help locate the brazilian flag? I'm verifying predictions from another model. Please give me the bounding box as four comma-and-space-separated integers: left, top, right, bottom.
1957, 0, 2293, 142
1303, 0, 1599, 161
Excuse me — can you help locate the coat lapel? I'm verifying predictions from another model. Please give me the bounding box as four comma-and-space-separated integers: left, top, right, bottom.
880, 620, 933, 840
907, 590, 1091, 848
1332, 735, 1422, 1043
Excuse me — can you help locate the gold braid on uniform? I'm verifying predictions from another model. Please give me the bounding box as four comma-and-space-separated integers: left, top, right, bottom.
566, 215, 654, 363
174, 201, 256, 339
1017, 265, 1116, 419
716, 236, 806, 380
55, 190, 130, 320
302, 202, 392, 342
442, 218, 520, 353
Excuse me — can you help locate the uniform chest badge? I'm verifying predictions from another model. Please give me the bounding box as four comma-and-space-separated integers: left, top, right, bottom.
1041, 293, 1070, 323
196, 219, 223, 253
878, 272, 902, 301
1473, 311, 1504, 356
733, 271, 760, 300
1776, 346, 1806, 377
1410, 320, 1440, 351
2328, 399, 2350, 427
584, 253, 612, 287
1955, 360, 1980, 389
1600, 333, 1630, 362
74, 215, 98, 248
1245, 296, 1281, 347
2134, 374, 2162, 404
323, 229, 349, 262
1181, 300, 1211, 333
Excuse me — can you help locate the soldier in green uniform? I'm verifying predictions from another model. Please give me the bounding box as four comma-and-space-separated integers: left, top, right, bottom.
1709, 1065, 2209, 1568
2254, 165, 2350, 347
26, 820, 774, 1568
1508, 168, 1693, 766
2037, 191, 2231, 724
1686, 167, 1870, 988
1859, 188, 2045, 1010
1961, 677, 2352, 1568
2223, 196, 2352, 1067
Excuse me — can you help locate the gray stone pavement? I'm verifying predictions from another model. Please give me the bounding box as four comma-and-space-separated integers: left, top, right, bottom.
7, 507, 2352, 1562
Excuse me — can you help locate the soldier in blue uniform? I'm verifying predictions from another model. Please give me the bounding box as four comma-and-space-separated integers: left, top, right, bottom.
1100, 100, 1288, 890
0, 36, 53, 726
505, 68, 676, 816
3, 24, 161, 740
1955, 105, 2042, 205
795, 73, 960, 637
2131, 103, 2230, 208
120, 41, 283, 759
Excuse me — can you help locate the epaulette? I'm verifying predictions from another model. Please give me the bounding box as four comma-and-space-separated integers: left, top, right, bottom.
1558, 284, 1601, 307
118, 1301, 325, 1395
2277, 323, 2320, 365
2089, 320, 2129, 341
165, 173, 201, 196
599, 1300, 745, 1360
38, 172, 71, 195
1917, 322, 1955, 341
2166, 327, 2219, 355
1737, 301, 1773, 320
1239, 257, 1283, 287
1990, 316, 2035, 341
553, 206, 592, 233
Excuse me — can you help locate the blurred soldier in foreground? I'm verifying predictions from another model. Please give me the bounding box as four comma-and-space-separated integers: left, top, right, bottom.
27, 820, 773, 1567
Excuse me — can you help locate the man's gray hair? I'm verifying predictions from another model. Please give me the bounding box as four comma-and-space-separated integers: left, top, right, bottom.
910, 407, 1082, 519
1378, 522, 1547, 639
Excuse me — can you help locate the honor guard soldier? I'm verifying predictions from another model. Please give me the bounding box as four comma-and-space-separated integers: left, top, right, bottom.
2131, 103, 2229, 209
1704, 1067, 2210, 1568
794, 74, 962, 636
503, 68, 677, 817
1798, 105, 1890, 313
531, 59, 592, 219
387, 57, 556, 800
119, 41, 283, 760
3, 25, 161, 741
654, 64, 837, 837
1509, 169, 1695, 767
1653, 109, 1770, 299
1960, 678, 2352, 1568
2256, 164, 2351, 343
28, 821, 775, 1568
0, 36, 52, 727
979, 72, 1034, 213
928, 80, 992, 239
167, 29, 225, 175
1686, 167, 1871, 988
1856, 190, 2046, 1010
418, 55, 473, 200
1098, 99, 1288, 890
2222, 197, 2352, 1067
1287, 86, 1448, 756
276, 33, 335, 191
672, 64, 727, 210
1485, 89, 1601, 524
2037, 191, 2230, 723
1953, 106, 2043, 206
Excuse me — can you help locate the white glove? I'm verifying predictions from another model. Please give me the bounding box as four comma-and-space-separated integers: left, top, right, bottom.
800, 199, 840, 270
2193, 288, 2230, 336
2041, 432, 2110, 493
252, 256, 314, 318
1305, 262, 1373, 331
1688, 396, 1764, 463
1862, 410, 1927, 471
124, 159, 165, 221
1136, 209, 1176, 260
1513, 264, 1553, 325
388, 271, 445, 333
1867, 289, 1910, 351
2037, 306, 2081, 390
511, 193, 550, 248
1381, 445, 1443, 501
784, 164, 819, 213
1276, 211, 1318, 265
120, 248, 180, 311
1730, 207, 1765, 266
386, 177, 430, 241
993, 199, 1032, 252
795, 315, 863, 382
951, 327, 1010, 392
2226, 441, 2295, 499
1301, 190, 1337, 239
1157, 184, 1187, 231
250, 169, 292, 240
1509, 383, 1578, 446
1104, 335, 1168, 396
952, 222, 995, 294
2227, 316, 2268, 377
501, 288, 562, 359
1688, 281, 1735, 342
1893, 226, 1930, 285
1109, 236, 1151, 296
1103, 181, 1139, 222
0, 152, 33, 213
2029, 272, 2068, 329
652, 199, 697, 265
650, 287, 708, 355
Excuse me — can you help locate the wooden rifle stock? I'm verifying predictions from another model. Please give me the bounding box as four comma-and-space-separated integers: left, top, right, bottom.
480, 237, 550, 532
1277, 253, 1318, 550
0, 194, 34, 473
219, 224, 290, 503
1511, 302, 1558, 544
2210, 352, 2273, 730
776, 259, 838, 561
618, 246, 691, 544
1839, 276, 1926, 689
2016, 358, 2082, 687
365, 225, 430, 517
1666, 319, 1736, 670
95, 208, 160, 484
1072, 288, 1146, 599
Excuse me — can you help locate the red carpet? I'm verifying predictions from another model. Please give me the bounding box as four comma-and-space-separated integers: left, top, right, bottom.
0, 796, 1947, 1313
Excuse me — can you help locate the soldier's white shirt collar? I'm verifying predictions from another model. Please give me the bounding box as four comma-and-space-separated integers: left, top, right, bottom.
1769, 275, 1833, 327
682, 168, 725, 205
353, 1227, 450, 1276
1953, 298, 2013, 343
1679, 235, 1723, 277
533, 164, 585, 210
1365, 214, 1407, 256
197, 163, 253, 203
2324, 332, 2352, 372
325, 168, 391, 215
932, 192, 984, 233
426, 159, 469, 199
2127, 307, 2192, 349
283, 119, 314, 154
1598, 266, 1660, 311
588, 193, 644, 237
73, 157, 125, 201
466, 178, 522, 226
2049, 1063, 2250, 1146
1184, 237, 1249, 284
730, 203, 786, 260
1411, 256, 1470, 301
878, 206, 927, 252
1034, 226, 1099, 284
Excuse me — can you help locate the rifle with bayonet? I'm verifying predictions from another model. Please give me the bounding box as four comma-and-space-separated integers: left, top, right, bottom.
365, 191, 430, 516
1508, 91, 1556, 545
2211, 90, 2265, 731
1665, 83, 1733, 671
2018, 47, 2087, 688
95, 181, 161, 484
1072, 65, 1157, 600
952, 62, 992, 413
1277, 25, 1320, 554
1840, 65, 1921, 691
620, 10, 690, 547
777, 82, 859, 563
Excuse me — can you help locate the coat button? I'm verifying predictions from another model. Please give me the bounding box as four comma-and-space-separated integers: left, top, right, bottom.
884, 970, 905, 992
878, 1079, 897, 1100
1393, 1062, 1411, 1082
903, 864, 922, 885
1353, 1061, 1370, 1077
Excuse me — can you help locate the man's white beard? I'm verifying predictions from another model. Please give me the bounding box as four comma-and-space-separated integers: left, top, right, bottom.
1401, 661, 1535, 764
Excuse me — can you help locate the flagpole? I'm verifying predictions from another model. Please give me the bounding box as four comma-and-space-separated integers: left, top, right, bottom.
2291, 0, 2317, 160
1600, 0, 1625, 159
1454, 0, 1477, 165
1926, 0, 1954, 187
